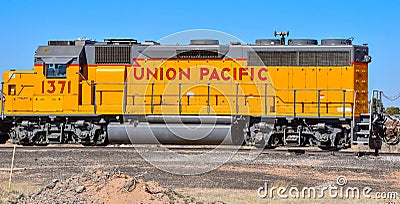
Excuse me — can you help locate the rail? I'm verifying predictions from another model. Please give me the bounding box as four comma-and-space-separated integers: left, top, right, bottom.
2, 78, 357, 118
75, 72, 92, 86
369, 92, 374, 134
109, 81, 357, 117
6, 71, 37, 83
1, 82, 4, 120
351, 90, 357, 145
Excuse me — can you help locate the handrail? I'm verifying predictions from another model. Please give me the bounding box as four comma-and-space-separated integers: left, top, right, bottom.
352, 90, 357, 130
60, 80, 357, 117
90, 80, 353, 90
369, 90, 376, 134
115, 80, 355, 91
76, 72, 92, 86
264, 84, 268, 115
6, 71, 37, 83
1, 82, 4, 120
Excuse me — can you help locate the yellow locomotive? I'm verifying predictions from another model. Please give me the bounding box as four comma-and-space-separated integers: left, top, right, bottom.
0, 32, 379, 150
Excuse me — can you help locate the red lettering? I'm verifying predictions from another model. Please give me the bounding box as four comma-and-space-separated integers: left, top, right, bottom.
239, 68, 248, 80
209, 69, 220, 80
160, 68, 164, 80
221, 68, 231, 81
58, 81, 66, 93
200, 68, 209, 80
147, 68, 158, 80
47, 81, 56, 93
250, 68, 255, 80
166, 68, 177, 80
179, 68, 190, 80
233, 68, 237, 80
134, 68, 144, 80
258, 67, 268, 81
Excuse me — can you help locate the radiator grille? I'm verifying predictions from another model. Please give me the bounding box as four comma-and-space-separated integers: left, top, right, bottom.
299, 51, 350, 66
248, 51, 297, 66
248, 51, 351, 66
176, 50, 220, 59
95, 46, 131, 64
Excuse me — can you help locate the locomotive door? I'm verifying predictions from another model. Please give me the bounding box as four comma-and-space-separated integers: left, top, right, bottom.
95, 66, 126, 113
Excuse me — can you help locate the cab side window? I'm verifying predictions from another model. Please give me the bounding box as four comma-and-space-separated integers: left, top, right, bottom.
46, 64, 67, 78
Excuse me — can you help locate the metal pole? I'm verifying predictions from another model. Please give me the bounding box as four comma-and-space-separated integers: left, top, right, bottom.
207, 83, 210, 114
1, 82, 4, 120
283, 128, 287, 145
264, 83, 268, 115
317, 90, 321, 117
60, 123, 64, 143
151, 83, 154, 114
293, 90, 297, 117
273, 96, 276, 112
179, 83, 182, 115
298, 127, 301, 146
379, 91, 383, 113
93, 83, 97, 114
236, 83, 239, 115
343, 90, 346, 118
123, 82, 127, 114
8, 145, 16, 190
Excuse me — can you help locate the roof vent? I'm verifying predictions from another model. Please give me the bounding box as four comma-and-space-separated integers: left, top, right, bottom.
230, 41, 242, 45
75, 38, 97, 46
141, 40, 160, 46
190, 39, 219, 45
48, 41, 75, 46
321, 39, 352, 46
255, 39, 281, 46
288, 39, 318, 46
104, 38, 138, 45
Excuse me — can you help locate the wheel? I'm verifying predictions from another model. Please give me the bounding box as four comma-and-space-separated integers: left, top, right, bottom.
0, 134, 9, 144
374, 148, 379, 156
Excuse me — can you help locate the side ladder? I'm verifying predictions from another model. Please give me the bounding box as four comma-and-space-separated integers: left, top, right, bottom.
352, 90, 383, 154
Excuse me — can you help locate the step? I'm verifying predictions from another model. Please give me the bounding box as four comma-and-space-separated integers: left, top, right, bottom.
352, 141, 369, 145
359, 113, 371, 117
47, 140, 61, 144
47, 134, 60, 139
353, 137, 369, 143
47, 134, 61, 142
355, 130, 370, 135
357, 122, 370, 126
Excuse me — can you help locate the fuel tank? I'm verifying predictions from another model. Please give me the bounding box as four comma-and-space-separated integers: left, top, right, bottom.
107, 115, 249, 145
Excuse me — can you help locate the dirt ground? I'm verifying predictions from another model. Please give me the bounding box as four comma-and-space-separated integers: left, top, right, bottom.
0, 144, 399, 203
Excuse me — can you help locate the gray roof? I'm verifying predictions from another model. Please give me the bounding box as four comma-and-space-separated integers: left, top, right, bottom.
35, 46, 83, 64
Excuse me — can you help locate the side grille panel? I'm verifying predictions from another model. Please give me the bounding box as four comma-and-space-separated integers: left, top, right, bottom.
95, 46, 131, 64
248, 51, 350, 66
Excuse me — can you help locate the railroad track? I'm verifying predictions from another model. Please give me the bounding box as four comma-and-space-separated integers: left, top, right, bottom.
0, 144, 399, 157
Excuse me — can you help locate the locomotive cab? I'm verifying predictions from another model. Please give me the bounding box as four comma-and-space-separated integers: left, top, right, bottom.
1, 40, 109, 145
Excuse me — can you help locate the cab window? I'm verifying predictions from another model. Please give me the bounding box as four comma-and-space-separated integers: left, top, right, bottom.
46, 64, 67, 78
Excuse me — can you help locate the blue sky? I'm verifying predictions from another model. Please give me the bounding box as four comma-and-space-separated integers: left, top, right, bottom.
1, 0, 400, 106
